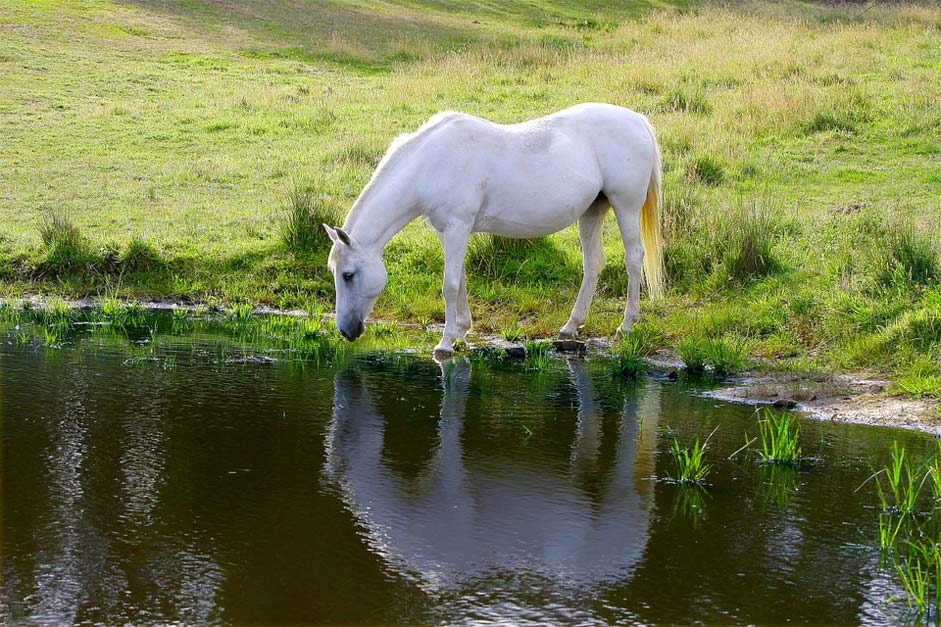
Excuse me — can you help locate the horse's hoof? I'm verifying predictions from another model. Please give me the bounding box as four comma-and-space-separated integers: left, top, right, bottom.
554, 338, 586, 354
433, 345, 454, 358
558, 330, 576, 340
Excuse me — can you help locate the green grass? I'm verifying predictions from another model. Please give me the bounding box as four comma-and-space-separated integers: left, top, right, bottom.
755, 409, 802, 465
283, 179, 344, 257
501, 324, 523, 342
703, 337, 747, 377
873, 442, 927, 516
868, 442, 941, 624
524, 339, 553, 371
1, 0, 940, 391
611, 328, 656, 379
676, 335, 707, 374
669, 428, 716, 485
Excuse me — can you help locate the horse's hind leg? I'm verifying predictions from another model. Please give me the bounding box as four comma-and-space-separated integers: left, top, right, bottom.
560, 199, 608, 339
608, 189, 648, 337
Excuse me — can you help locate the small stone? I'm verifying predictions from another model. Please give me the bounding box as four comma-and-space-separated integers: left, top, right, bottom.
504, 346, 526, 359
553, 339, 586, 353
869, 384, 885, 394
772, 399, 798, 409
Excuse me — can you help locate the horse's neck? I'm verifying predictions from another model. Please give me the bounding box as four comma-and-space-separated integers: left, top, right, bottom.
344, 170, 419, 252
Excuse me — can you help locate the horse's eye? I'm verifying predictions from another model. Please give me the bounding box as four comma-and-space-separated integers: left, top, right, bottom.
342, 272, 355, 282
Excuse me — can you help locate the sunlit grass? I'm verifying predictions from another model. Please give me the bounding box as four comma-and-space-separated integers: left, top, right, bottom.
611, 328, 656, 379
755, 410, 802, 465
669, 428, 717, 485
0, 0, 939, 391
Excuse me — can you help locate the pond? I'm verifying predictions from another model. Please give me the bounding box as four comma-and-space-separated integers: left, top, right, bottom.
0, 323, 934, 626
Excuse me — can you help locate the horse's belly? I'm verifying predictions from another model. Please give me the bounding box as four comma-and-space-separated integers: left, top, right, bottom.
474, 183, 599, 238
478, 214, 579, 238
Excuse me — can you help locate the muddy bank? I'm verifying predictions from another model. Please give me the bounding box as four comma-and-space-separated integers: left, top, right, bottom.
705, 374, 941, 436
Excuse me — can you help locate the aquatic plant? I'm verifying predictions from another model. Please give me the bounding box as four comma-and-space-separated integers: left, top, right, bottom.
875, 442, 926, 516
672, 483, 707, 526
42, 326, 61, 347
524, 340, 552, 371
927, 442, 941, 504
611, 329, 654, 379
670, 428, 716, 485
229, 303, 254, 324
40, 300, 75, 328
893, 540, 941, 623
878, 512, 910, 553
866, 443, 941, 623
0, 303, 20, 324
756, 410, 802, 465
301, 315, 324, 339
100, 297, 128, 325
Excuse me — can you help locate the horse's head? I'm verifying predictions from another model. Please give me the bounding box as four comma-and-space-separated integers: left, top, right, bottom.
324, 225, 387, 341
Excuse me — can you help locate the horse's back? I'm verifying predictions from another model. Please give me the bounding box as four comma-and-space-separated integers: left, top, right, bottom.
414, 104, 656, 236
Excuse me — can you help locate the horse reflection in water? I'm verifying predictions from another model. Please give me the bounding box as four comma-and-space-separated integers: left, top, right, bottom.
324, 359, 661, 624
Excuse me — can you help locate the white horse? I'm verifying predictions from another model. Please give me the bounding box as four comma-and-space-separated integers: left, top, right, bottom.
324, 102, 663, 354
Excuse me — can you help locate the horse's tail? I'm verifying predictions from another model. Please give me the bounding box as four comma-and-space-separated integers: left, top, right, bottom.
639, 115, 664, 300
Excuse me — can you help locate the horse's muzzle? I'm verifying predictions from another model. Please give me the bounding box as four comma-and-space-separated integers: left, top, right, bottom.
338, 319, 365, 341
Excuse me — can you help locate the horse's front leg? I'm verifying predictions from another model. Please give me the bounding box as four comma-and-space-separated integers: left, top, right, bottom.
434, 227, 471, 356
434, 230, 472, 339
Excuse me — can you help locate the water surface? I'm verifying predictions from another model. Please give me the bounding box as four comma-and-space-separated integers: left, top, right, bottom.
1, 329, 931, 626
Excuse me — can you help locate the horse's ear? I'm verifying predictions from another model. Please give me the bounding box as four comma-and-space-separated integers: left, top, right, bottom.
323, 224, 353, 247
323, 224, 341, 245
334, 227, 353, 247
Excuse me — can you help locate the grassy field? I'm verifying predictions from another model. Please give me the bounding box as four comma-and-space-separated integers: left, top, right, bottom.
1, 0, 940, 393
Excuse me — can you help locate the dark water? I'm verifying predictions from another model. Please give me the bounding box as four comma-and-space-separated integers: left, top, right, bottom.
1, 330, 934, 626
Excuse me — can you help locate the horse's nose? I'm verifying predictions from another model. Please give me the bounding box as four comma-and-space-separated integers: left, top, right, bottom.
338, 320, 365, 341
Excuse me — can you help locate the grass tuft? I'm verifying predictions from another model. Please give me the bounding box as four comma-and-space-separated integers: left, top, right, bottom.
611, 329, 654, 379
676, 335, 707, 374
685, 155, 724, 186
703, 337, 747, 376
120, 236, 164, 272
669, 428, 716, 485
659, 84, 712, 115
282, 180, 343, 256
524, 339, 552, 371
720, 205, 782, 283
37, 209, 98, 275
879, 223, 939, 288
755, 409, 802, 465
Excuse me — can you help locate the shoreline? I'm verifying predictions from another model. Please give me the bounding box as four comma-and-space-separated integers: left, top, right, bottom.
703, 374, 941, 436
4, 295, 939, 435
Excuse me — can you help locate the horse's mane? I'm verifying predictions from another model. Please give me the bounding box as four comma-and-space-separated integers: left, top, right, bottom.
371, 110, 465, 180
343, 110, 465, 231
